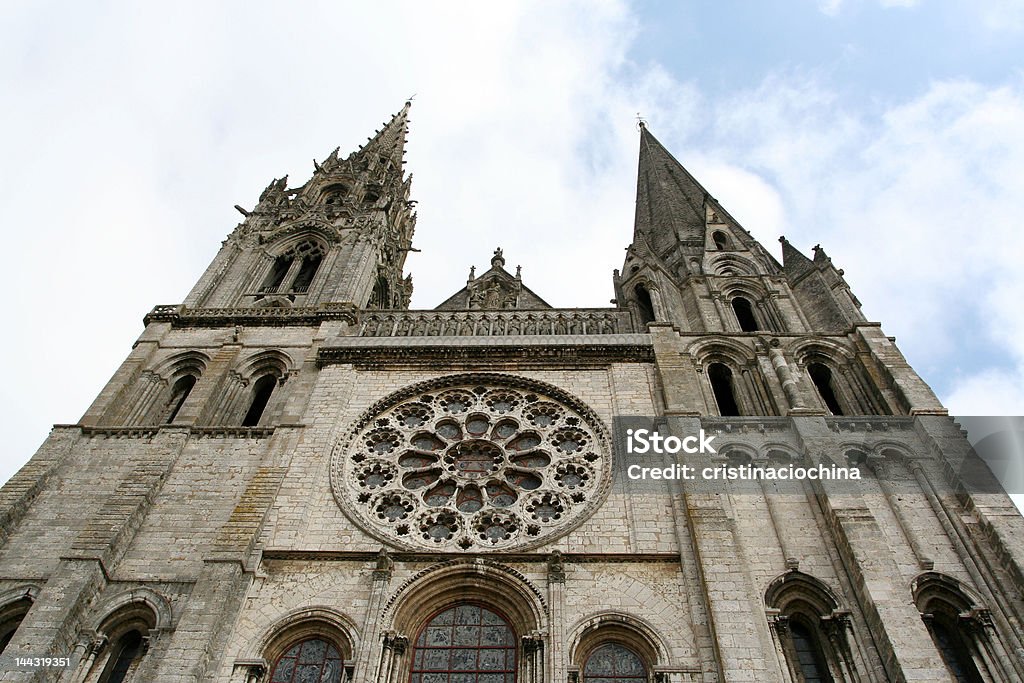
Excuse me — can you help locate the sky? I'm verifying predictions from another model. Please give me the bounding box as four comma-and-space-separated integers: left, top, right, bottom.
1, 0, 1024, 486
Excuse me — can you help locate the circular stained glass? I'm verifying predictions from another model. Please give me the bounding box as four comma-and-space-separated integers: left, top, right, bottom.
332, 374, 610, 552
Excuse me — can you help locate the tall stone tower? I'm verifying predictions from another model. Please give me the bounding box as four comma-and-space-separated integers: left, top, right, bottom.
1, 107, 1022, 683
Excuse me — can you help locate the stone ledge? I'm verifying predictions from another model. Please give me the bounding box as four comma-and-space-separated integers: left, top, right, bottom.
55, 424, 297, 439
318, 342, 655, 368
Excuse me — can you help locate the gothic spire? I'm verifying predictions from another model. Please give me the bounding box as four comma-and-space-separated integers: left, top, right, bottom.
634, 124, 711, 251
357, 100, 412, 168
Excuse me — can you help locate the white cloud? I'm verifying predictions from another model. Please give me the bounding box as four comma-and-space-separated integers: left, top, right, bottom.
2, 1, 1024, 491
819, 0, 922, 14
819, 0, 845, 15
678, 76, 1024, 417
945, 369, 1024, 416
978, 0, 1024, 32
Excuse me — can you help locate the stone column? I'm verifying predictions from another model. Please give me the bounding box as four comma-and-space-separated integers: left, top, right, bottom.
546, 552, 566, 683
375, 631, 408, 683
185, 343, 243, 426
767, 344, 806, 412
353, 549, 394, 683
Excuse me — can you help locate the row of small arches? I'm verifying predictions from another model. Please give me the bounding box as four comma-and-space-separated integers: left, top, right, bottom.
633, 283, 769, 334
0, 568, 993, 683
136, 351, 292, 428
707, 360, 844, 417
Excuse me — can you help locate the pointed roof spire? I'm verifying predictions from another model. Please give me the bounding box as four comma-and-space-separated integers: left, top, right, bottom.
358, 100, 412, 167
634, 126, 711, 250
779, 236, 815, 281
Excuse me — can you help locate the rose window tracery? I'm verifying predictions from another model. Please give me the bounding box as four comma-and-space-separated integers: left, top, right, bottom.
332, 376, 610, 552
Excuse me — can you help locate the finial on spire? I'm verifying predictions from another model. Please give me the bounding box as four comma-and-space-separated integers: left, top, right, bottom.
636, 112, 647, 130
491, 247, 505, 268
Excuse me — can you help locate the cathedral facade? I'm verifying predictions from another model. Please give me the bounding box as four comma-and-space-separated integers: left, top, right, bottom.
1, 103, 1022, 683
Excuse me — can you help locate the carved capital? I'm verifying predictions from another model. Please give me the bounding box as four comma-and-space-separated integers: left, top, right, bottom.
522, 632, 545, 656
961, 608, 994, 633
382, 630, 409, 655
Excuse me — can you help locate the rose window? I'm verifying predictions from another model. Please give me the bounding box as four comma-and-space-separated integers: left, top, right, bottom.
332, 376, 610, 552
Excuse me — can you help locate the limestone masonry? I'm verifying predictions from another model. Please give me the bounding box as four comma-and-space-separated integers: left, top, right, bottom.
1, 102, 1021, 683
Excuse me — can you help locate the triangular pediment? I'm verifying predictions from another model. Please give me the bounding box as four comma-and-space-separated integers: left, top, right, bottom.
435, 249, 552, 310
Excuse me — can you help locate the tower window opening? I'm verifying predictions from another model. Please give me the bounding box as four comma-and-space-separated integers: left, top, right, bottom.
370, 276, 391, 309
926, 616, 983, 683
808, 363, 844, 416
708, 363, 741, 416
163, 374, 197, 424
291, 253, 323, 293
242, 374, 277, 427
261, 255, 292, 293
101, 630, 143, 683
323, 184, 348, 218
713, 231, 729, 251
789, 620, 834, 683
0, 598, 31, 655
634, 284, 655, 326
731, 297, 759, 332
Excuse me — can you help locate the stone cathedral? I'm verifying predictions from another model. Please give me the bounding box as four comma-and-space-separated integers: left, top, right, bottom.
1, 102, 1022, 683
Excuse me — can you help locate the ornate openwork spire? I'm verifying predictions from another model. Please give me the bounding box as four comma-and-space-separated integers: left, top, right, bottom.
357, 100, 412, 168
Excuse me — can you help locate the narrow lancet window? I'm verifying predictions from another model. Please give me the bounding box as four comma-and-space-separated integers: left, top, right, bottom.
163, 374, 197, 424
101, 631, 143, 683
926, 617, 983, 683
808, 363, 844, 416
789, 620, 833, 683
261, 255, 292, 293
635, 284, 655, 326
370, 277, 391, 309
708, 363, 741, 416
242, 375, 277, 427
291, 253, 322, 293
731, 297, 759, 332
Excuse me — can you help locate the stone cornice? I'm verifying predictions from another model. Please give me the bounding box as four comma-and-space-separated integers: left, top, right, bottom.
317, 335, 654, 368
260, 550, 683, 563
144, 303, 358, 328
56, 424, 294, 439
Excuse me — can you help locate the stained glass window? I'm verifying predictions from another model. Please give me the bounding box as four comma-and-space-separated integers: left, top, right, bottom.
409, 604, 516, 683
789, 622, 832, 683
269, 638, 344, 683
583, 643, 647, 682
